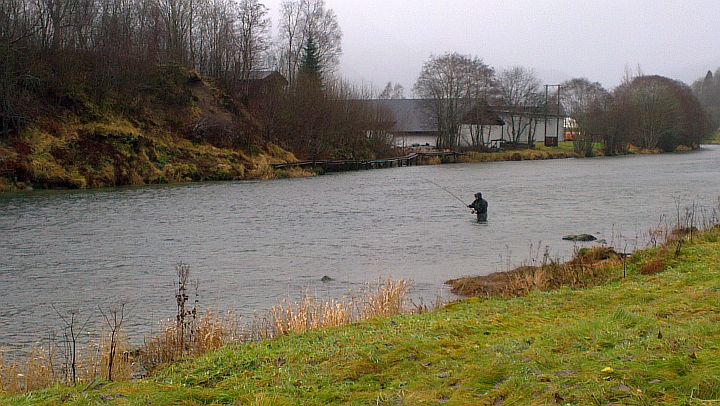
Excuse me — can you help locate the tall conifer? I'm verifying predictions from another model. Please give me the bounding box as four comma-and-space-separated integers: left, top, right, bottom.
299, 34, 323, 89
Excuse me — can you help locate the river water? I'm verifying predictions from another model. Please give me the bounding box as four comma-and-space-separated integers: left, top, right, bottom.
1, 145, 719, 353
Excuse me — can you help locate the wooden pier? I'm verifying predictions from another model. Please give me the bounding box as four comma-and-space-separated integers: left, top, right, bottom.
272, 151, 465, 173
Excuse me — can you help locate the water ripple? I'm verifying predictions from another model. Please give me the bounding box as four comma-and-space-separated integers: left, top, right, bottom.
1, 146, 719, 353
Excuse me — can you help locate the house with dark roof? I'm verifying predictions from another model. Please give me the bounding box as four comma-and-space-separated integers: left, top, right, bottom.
371, 99, 439, 148
237, 70, 287, 99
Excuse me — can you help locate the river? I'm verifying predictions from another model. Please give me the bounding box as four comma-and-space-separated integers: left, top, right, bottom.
1, 145, 719, 354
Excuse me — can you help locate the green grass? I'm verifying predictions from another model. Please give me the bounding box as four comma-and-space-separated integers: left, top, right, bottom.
6, 230, 720, 405
535, 140, 576, 153
708, 131, 720, 145
535, 141, 604, 154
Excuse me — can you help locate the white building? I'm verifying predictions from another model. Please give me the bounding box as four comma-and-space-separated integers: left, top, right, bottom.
372, 99, 565, 148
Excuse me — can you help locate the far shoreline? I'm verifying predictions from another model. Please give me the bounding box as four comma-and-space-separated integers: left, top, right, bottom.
0, 141, 706, 195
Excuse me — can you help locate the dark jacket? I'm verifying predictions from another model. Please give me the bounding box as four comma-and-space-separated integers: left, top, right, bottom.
469, 197, 488, 221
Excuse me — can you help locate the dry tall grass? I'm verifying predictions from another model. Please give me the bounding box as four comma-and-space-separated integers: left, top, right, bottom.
1, 278, 411, 395
140, 311, 239, 371
268, 278, 410, 337
0, 332, 134, 395
270, 296, 353, 336
460, 149, 578, 163
140, 278, 410, 370
447, 247, 622, 298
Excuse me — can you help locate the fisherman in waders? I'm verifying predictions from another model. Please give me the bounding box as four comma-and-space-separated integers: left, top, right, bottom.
468, 192, 488, 222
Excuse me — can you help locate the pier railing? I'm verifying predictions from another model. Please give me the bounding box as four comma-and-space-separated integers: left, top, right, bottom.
272, 151, 465, 172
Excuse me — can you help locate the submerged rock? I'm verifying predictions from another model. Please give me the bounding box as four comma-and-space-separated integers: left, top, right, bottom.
321, 275, 334, 282
562, 234, 597, 242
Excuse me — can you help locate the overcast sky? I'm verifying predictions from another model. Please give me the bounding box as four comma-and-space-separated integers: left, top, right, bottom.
263, 0, 720, 96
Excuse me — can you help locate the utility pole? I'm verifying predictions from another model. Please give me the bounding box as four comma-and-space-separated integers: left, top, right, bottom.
544, 85, 549, 139
543, 84, 562, 146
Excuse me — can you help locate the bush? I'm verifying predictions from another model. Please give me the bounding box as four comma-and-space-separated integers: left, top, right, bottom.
640, 257, 666, 275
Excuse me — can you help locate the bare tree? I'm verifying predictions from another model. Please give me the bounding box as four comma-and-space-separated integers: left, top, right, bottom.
237, 0, 270, 80
561, 78, 610, 156
496, 66, 542, 144
98, 304, 126, 381
52, 305, 92, 384
158, 0, 196, 64
626, 77, 679, 150
466, 61, 496, 148
414, 52, 494, 149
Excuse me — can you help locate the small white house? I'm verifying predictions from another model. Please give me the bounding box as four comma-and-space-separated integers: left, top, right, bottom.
457, 114, 565, 147
371, 99, 565, 148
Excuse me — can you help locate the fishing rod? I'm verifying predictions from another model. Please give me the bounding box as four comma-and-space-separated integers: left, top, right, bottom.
425, 178, 468, 208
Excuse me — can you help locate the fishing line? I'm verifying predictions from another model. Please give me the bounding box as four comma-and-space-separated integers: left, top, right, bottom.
424, 178, 468, 208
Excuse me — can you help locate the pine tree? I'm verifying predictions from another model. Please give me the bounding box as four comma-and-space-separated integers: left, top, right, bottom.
298, 34, 322, 89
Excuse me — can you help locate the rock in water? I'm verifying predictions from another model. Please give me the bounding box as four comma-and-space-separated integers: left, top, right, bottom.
562, 234, 597, 242
321, 275, 334, 282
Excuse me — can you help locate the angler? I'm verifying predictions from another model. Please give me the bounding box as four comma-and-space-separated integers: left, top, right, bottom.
468, 192, 488, 223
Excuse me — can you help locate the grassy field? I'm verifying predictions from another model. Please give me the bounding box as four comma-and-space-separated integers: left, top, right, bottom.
709, 132, 720, 144
5, 227, 720, 405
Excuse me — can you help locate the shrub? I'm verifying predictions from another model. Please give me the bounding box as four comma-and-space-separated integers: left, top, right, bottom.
79, 120, 141, 143
448, 247, 621, 298
267, 143, 298, 163
640, 257, 666, 275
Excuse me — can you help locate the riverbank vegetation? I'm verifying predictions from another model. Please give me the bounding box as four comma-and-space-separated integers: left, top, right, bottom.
0, 0, 396, 192
3, 201, 720, 403
447, 246, 622, 298
2, 0, 717, 193
459, 141, 604, 163
0, 277, 411, 396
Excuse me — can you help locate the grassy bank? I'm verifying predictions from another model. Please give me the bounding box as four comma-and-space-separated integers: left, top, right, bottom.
0, 67, 313, 193
6, 226, 720, 404
459, 141, 603, 164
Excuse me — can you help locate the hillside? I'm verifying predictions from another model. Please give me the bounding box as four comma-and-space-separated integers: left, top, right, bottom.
0, 66, 303, 193
6, 228, 720, 404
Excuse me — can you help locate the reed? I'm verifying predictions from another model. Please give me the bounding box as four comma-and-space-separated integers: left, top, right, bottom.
0, 267, 440, 396
140, 311, 239, 371
139, 278, 411, 373
447, 246, 622, 298
266, 278, 409, 338
356, 278, 409, 319
0, 331, 134, 395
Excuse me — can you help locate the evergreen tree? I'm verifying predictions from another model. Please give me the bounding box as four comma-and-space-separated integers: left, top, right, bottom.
298, 34, 323, 89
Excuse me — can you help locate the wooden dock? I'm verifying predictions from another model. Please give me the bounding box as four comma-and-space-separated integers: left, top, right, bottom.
272, 151, 465, 173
